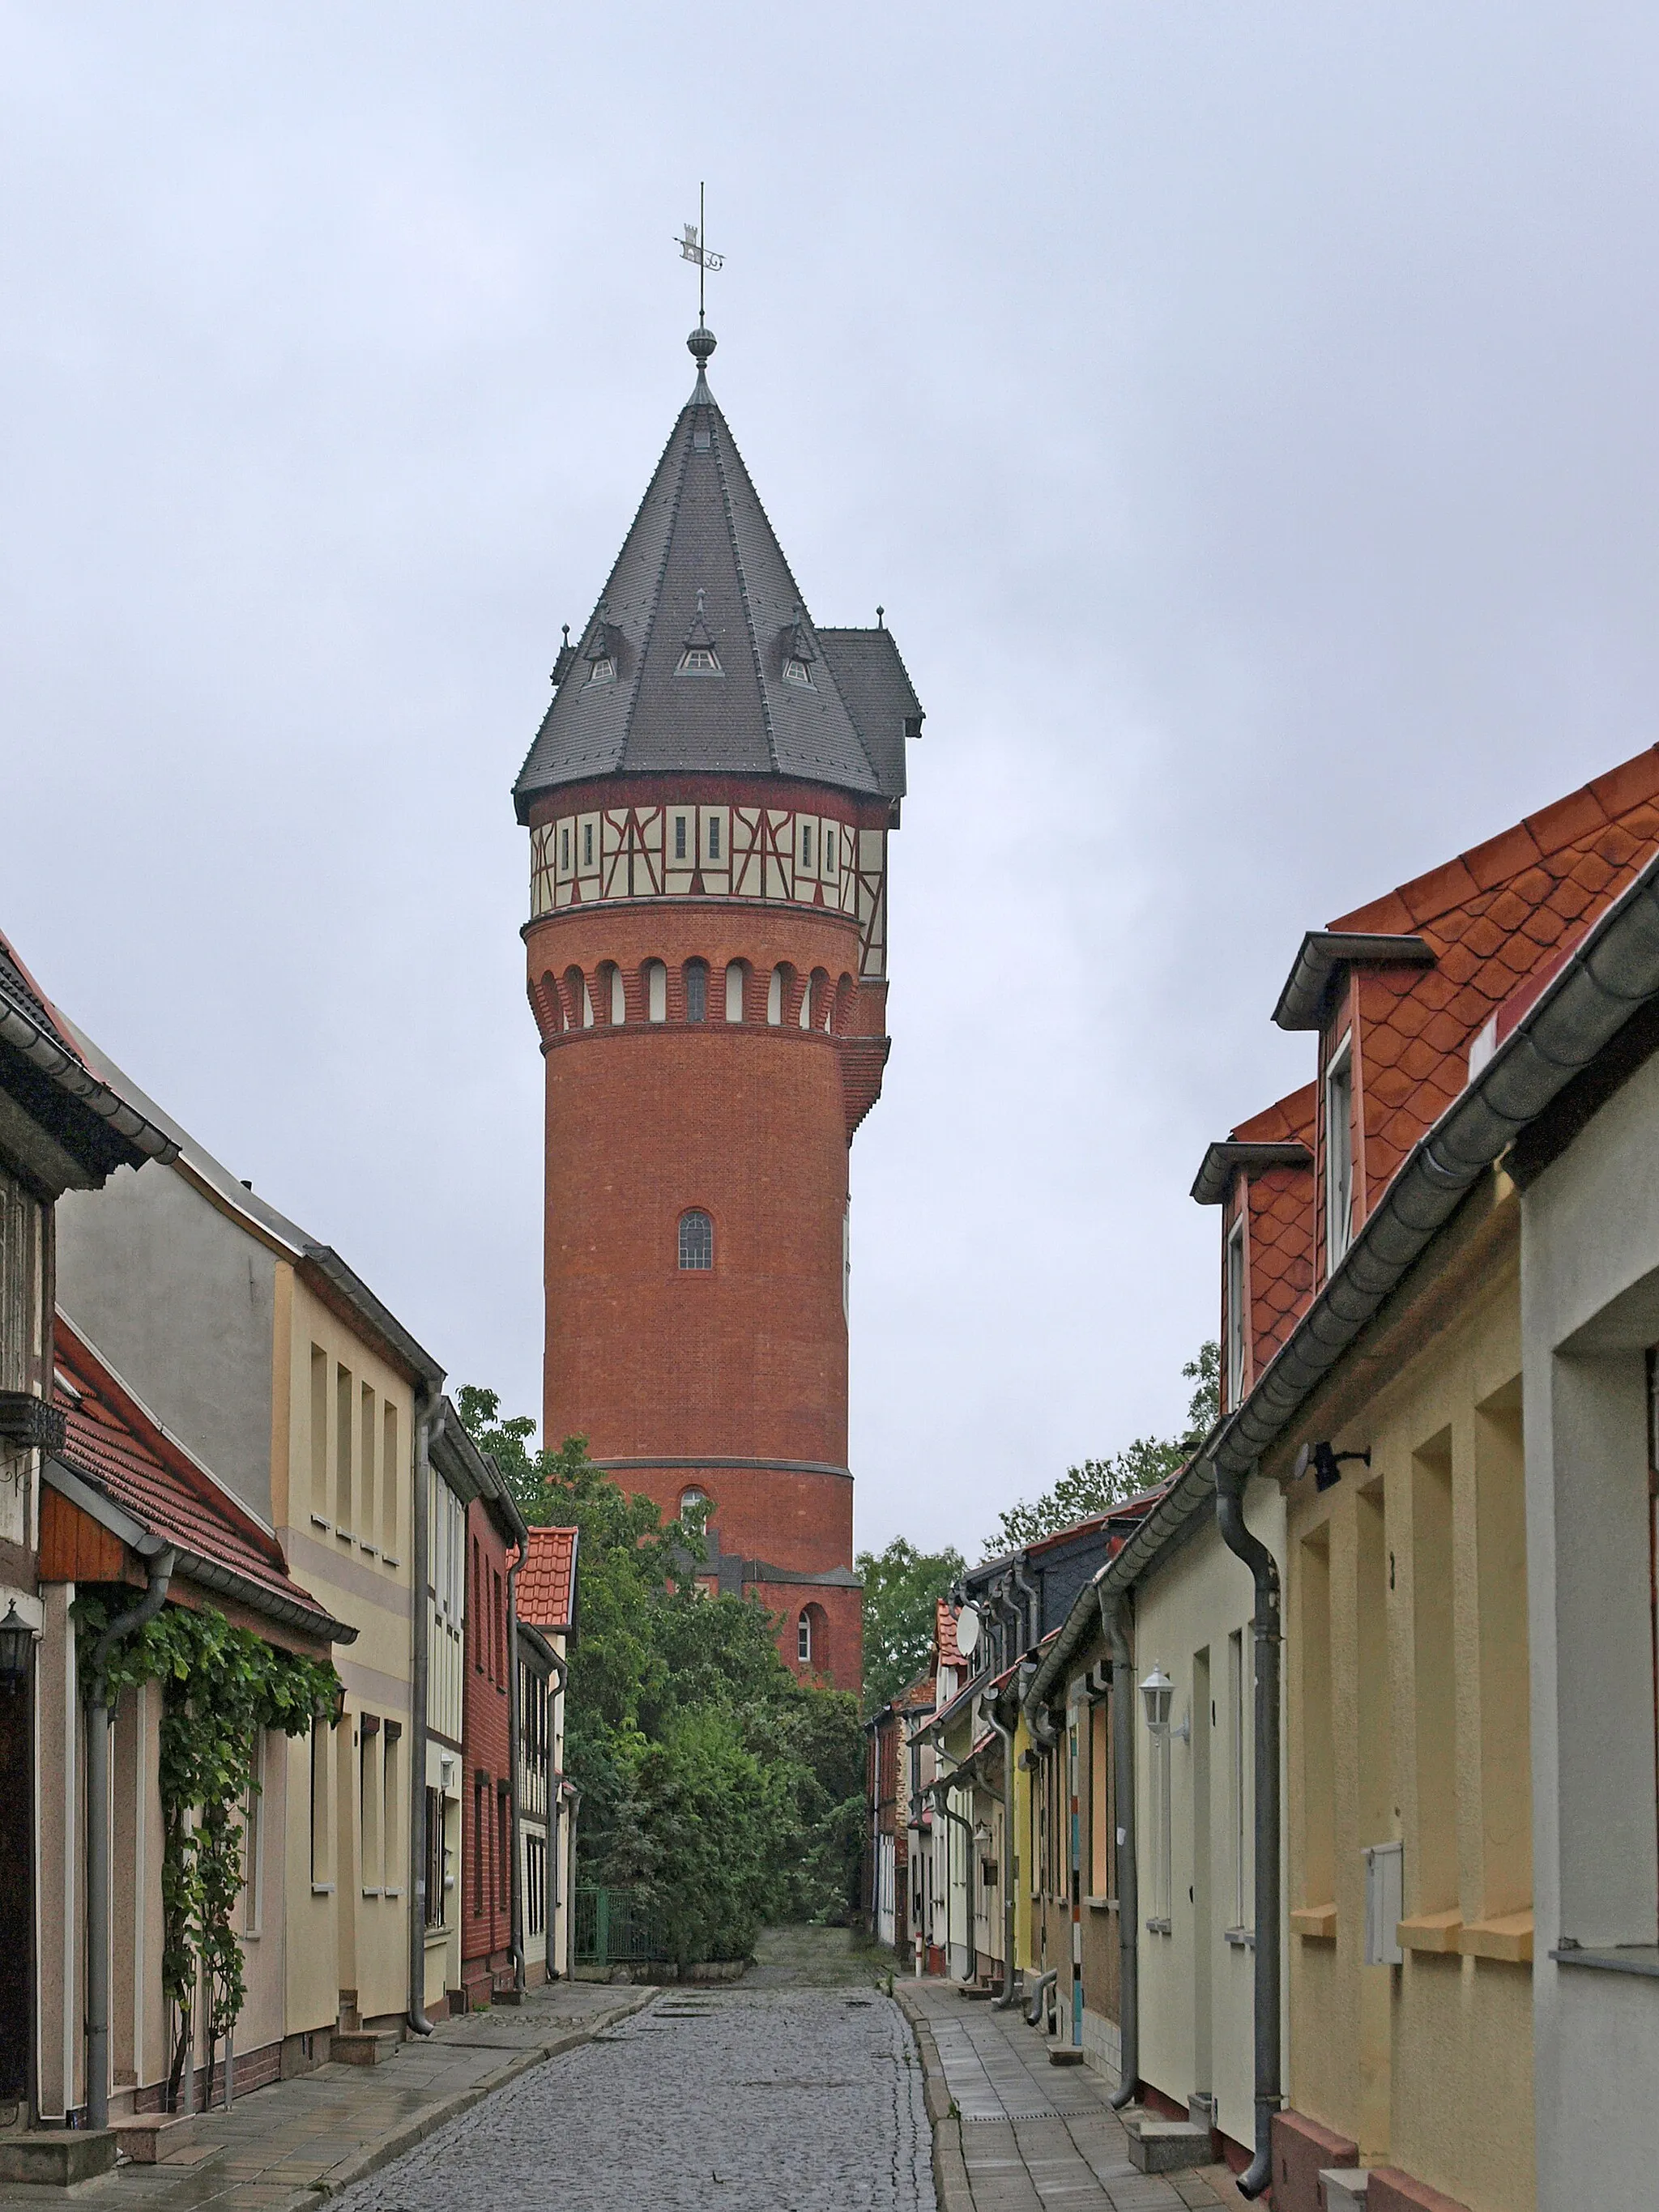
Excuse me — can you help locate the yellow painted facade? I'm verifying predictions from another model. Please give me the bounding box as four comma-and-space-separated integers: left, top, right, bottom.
1279, 1175, 1534, 2212
273, 1264, 419, 2038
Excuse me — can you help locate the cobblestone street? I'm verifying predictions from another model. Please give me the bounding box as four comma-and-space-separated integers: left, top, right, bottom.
334, 1977, 935, 2212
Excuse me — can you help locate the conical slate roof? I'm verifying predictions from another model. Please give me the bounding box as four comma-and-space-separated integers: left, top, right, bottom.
513, 331, 920, 821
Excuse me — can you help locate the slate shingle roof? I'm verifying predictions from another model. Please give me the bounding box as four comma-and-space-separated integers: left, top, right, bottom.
518, 1524, 578, 1633
513, 338, 919, 819
53, 1316, 344, 1645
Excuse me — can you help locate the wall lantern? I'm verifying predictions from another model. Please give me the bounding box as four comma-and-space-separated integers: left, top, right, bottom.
316, 1680, 348, 1730
1294, 1439, 1372, 1494
0, 1601, 36, 1693
1140, 1665, 1174, 1733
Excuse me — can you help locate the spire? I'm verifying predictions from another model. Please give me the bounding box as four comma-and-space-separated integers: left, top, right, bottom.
513, 330, 922, 820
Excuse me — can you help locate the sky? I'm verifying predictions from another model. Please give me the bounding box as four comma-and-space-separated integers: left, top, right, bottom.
5, 3, 1657, 1558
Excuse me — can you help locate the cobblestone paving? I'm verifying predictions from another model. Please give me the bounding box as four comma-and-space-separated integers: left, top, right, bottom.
333, 1987, 936, 2212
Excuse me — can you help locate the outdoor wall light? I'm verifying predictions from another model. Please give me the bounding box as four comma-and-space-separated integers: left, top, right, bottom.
0, 1601, 36, 1693
1140, 1665, 1174, 1733
1294, 1440, 1372, 1493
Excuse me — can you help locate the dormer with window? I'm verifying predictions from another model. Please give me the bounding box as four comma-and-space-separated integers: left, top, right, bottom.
782, 607, 817, 688
676, 590, 723, 676
584, 611, 618, 687
1191, 1084, 1316, 1409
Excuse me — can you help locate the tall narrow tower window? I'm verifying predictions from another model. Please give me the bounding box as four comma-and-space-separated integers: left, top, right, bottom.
645, 961, 667, 1022
725, 961, 745, 1022
678, 1210, 714, 1271
797, 1610, 812, 1664
684, 961, 708, 1022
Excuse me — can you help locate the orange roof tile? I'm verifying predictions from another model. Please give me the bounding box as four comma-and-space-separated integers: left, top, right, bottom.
935, 1599, 962, 1669
53, 1317, 341, 1645
518, 1525, 578, 1631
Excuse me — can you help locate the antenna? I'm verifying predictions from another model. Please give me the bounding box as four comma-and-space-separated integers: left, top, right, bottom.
674, 182, 725, 328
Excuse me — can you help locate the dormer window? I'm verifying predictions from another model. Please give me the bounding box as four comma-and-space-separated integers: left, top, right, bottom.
782, 607, 817, 689
677, 589, 723, 676
586, 655, 616, 685
585, 610, 618, 686
1325, 1033, 1354, 1268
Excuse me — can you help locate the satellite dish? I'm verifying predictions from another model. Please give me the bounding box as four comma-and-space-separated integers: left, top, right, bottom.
956, 1602, 981, 1656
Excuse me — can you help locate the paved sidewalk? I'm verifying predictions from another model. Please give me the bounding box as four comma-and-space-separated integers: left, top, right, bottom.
0, 1981, 651, 2210
898, 1980, 1237, 2212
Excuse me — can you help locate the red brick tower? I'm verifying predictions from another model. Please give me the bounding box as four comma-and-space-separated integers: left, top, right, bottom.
513, 326, 921, 1697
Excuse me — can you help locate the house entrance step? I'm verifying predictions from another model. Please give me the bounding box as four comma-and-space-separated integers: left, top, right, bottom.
0, 2131, 119, 2184
1123, 2112, 1216, 2175
333, 2030, 399, 2065
110, 2113, 198, 2164
1320, 2172, 1371, 2211
1046, 2042, 1086, 2065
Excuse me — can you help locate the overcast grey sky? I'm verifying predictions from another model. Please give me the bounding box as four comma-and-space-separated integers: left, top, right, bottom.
5, 5, 1654, 1557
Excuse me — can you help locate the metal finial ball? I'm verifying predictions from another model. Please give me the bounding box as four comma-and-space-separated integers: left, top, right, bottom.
687, 326, 718, 364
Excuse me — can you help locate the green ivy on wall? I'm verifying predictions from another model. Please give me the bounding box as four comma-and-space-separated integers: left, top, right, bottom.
73, 1595, 339, 2102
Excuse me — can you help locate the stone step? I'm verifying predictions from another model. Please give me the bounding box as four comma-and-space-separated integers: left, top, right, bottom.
1124, 2115, 1216, 2176
333, 2030, 399, 2066
0, 2131, 120, 2185
111, 2113, 198, 2164
1046, 2043, 1086, 2066
1320, 2172, 1371, 2211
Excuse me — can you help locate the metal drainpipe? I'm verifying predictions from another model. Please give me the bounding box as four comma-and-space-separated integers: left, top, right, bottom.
87, 1545, 177, 2131
544, 1647, 567, 1982
506, 1551, 525, 1993
979, 1694, 1018, 2010
407, 1394, 439, 2037
1095, 1580, 1140, 2111
1215, 1463, 1282, 2201
1011, 1561, 1039, 1653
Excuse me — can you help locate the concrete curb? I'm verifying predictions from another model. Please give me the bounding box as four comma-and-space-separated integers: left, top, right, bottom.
277, 1993, 658, 2209
891, 1986, 972, 2212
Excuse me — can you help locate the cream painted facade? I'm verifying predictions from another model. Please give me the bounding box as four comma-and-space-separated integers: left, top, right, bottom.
275, 1266, 418, 2038
1132, 1494, 1286, 2153
1278, 1177, 1534, 2212
422, 1462, 467, 2013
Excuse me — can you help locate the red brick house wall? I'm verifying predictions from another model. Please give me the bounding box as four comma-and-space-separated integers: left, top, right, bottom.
460, 1496, 514, 2008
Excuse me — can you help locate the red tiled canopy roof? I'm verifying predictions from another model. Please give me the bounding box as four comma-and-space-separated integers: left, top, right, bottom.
52, 1316, 346, 1647
518, 1525, 578, 1632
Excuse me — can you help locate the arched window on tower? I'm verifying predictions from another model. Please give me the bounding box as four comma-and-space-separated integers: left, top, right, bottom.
797, 1609, 812, 1664
799, 973, 813, 1029
768, 963, 794, 1027
645, 961, 667, 1022
725, 961, 746, 1023
679, 1485, 710, 1524
598, 961, 624, 1025
566, 965, 592, 1029
684, 960, 708, 1023
810, 968, 832, 1032
678, 1210, 714, 1271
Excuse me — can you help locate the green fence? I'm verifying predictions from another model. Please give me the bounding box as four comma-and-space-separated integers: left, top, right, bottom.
572, 1886, 664, 1968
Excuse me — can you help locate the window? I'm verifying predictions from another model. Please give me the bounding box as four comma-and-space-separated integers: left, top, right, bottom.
673, 812, 689, 861
383, 1722, 402, 1891
309, 1345, 328, 1519
799, 974, 813, 1029
678, 646, 722, 675
678, 1210, 714, 1271
1325, 1034, 1354, 1267
424, 1786, 444, 1925
493, 1569, 503, 1682
243, 1731, 266, 1935
800, 823, 815, 872
684, 961, 708, 1022
309, 1714, 332, 1890
783, 656, 814, 687
586, 654, 615, 684
497, 1785, 511, 1912
473, 1780, 486, 1913
526, 1834, 547, 1941
561, 825, 570, 872
1226, 1217, 1247, 1410
798, 1610, 812, 1664
473, 1539, 483, 1670
645, 960, 667, 1022
360, 1716, 382, 1894
583, 822, 595, 869
707, 816, 722, 859
336, 1364, 354, 1536
768, 964, 793, 1025
603, 962, 625, 1025
724, 961, 745, 1022
382, 1403, 399, 1561
1228, 1629, 1248, 1930
823, 827, 836, 876
680, 1485, 710, 1525
360, 1383, 377, 1550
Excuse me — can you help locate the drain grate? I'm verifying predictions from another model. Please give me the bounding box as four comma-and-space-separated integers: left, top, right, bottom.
961, 2108, 1060, 2123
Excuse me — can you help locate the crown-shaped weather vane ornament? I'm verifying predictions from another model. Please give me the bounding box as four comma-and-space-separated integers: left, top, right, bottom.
675, 183, 725, 330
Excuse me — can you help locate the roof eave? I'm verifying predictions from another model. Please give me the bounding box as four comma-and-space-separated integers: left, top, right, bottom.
1273, 931, 1437, 1032
1191, 1140, 1314, 1206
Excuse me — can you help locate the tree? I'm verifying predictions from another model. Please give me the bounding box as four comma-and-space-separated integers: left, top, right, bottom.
856, 1536, 966, 1712
980, 1341, 1220, 1556
457, 1390, 867, 1952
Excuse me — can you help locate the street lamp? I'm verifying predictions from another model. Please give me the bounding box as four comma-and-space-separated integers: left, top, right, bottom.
0, 1601, 35, 1694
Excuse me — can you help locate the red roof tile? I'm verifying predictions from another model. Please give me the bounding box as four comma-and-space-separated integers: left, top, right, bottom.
518, 1525, 578, 1631
53, 1317, 339, 1644
936, 1599, 962, 1669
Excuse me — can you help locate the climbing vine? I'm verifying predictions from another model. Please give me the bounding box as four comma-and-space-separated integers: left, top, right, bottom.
73, 1596, 337, 2100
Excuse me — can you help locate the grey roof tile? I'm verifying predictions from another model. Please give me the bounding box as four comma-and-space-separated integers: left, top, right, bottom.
513, 338, 919, 816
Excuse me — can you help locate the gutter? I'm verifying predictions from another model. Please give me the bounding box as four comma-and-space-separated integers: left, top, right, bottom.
0, 999, 178, 1163
407, 1391, 441, 2037
977, 1690, 1018, 2010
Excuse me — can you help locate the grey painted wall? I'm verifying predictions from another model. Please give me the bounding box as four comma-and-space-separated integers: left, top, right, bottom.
1523, 1042, 1659, 2208
57, 1162, 279, 1524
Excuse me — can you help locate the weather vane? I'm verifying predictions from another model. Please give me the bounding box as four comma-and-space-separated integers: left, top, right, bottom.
675, 182, 724, 329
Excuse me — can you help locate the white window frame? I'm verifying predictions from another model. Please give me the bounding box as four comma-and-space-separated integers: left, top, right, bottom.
1225, 1216, 1247, 1410
1325, 1031, 1354, 1268
798, 1610, 812, 1664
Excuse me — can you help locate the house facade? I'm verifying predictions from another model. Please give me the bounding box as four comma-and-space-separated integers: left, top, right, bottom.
516, 1525, 578, 1984
459, 1455, 527, 2010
